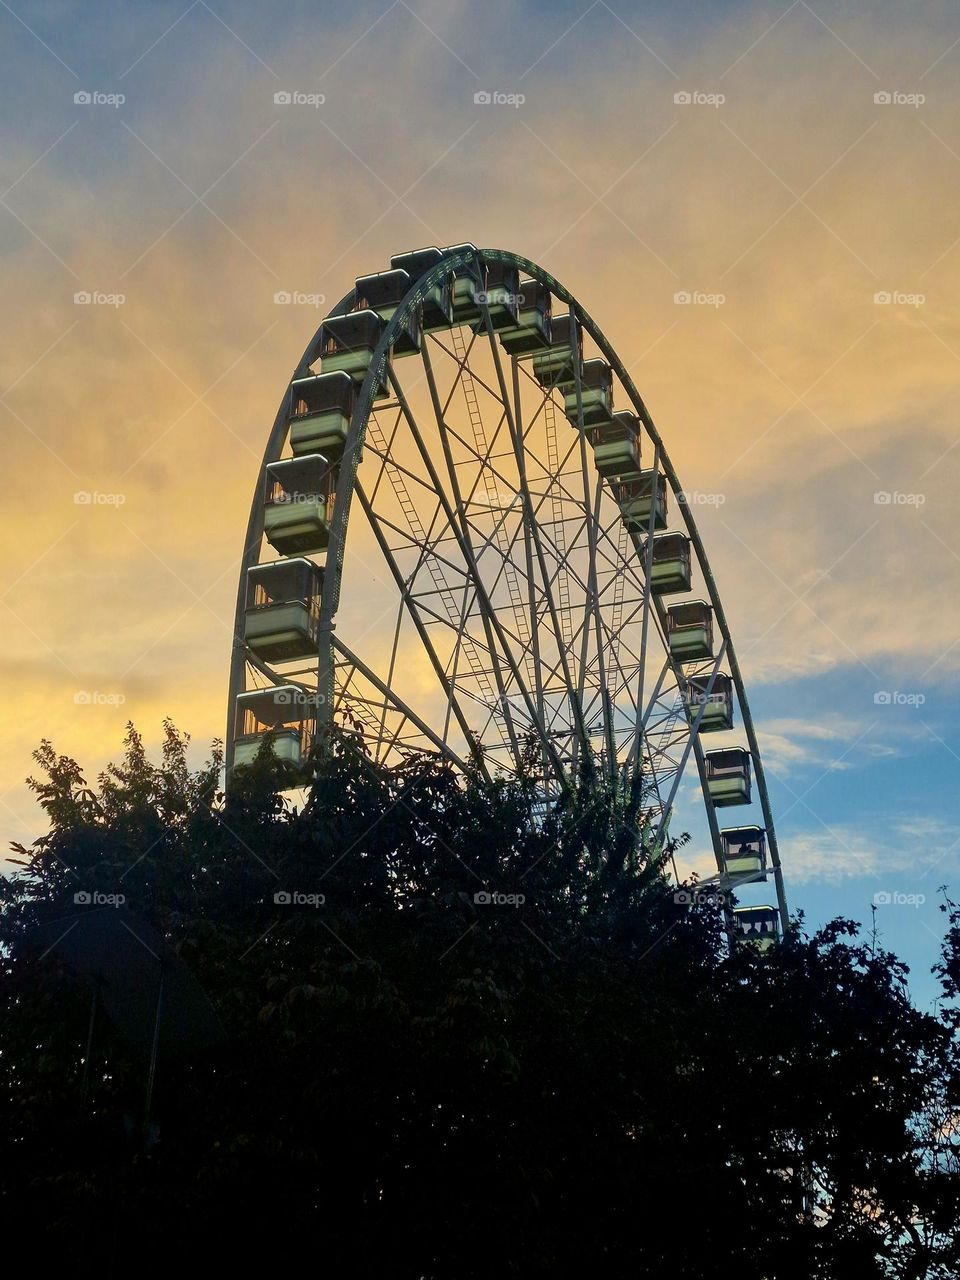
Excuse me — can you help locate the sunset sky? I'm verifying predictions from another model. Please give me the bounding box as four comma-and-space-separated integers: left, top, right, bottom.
2, 0, 959, 1004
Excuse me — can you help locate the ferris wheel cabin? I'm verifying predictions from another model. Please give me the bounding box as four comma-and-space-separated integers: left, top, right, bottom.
532, 313, 583, 390
587, 412, 641, 479
263, 455, 334, 556
720, 825, 767, 880
564, 359, 614, 428
243, 558, 324, 663
479, 260, 521, 330
618, 470, 668, 532
645, 531, 692, 595
500, 279, 553, 355
389, 247, 455, 331
354, 269, 422, 357
733, 905, 780, 951
704, 747, 752, 806
685, 671, 734, 731
666, 599, 714, 662
319, 311, 388, 396
233, 686, 315, 771
288, 372, 354, 460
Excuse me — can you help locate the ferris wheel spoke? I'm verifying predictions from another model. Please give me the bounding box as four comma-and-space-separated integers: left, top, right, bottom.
630, 443, 663, 770
392, 355, 567, 781
362, 398, 515, 749
363, 407, 405, 507
507, 355, 549, 736
572, 368, 617, 778
477, 303, 592, 767
441, 578, 471, 744
353, 476, 495, 773
363, 505, 472, 595
432, 332, 543, 701
449, 482, 541, 681
365, 420, 449, 506
624, 653, 672, 776
375, 589, 409, 750
531, 486, 643, 623
432, 328, 512, 415
488, 491, 647, 737
330, 634, 469, 768
394, 355, 526, 757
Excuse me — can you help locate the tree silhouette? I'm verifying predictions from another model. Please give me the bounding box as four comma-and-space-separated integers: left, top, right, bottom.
1, 724, 957, 1277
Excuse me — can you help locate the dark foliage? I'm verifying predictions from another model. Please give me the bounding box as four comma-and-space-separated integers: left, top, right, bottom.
1, 724, 957, 1277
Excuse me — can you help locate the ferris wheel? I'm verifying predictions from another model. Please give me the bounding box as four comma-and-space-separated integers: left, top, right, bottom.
225, 245, 788, 943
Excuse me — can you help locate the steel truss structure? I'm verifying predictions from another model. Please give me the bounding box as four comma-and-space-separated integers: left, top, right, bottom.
226, 246, 788, 931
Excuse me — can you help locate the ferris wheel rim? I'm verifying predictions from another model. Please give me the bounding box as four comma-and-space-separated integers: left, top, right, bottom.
225, 245, 789, 932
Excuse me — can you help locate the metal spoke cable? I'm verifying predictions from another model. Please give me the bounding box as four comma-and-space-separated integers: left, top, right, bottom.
364, 408, 504, 726
543, 391, 573, 649
449, 324, 539, 696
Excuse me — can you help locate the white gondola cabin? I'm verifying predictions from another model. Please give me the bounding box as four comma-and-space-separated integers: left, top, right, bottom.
263, 455, 334, 556
354, 269, 421, 357
588, 411, 641, 478
243, 558, 324, 663
389, 246, 455, 331
644, 531, 691, 594
319, 311, 387, 396
288, 371, 354, 460
618, 470, 668, 532
233, 686, 315, 770
532, 314, 583, 390
704, 747, 751, 806
564, 359, 614, 428
666, 599, 714, 661
684, 672, 734, 731
733, 905, 780, 951
720, 825, 766, 879
500, 279, 552, 356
